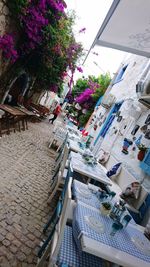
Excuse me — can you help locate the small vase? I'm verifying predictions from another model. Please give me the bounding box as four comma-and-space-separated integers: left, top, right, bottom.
100, 205, 111, 216
137, 150, 146, 161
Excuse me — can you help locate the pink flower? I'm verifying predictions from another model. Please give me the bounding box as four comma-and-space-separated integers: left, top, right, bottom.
0, 34, 18, 63
77, 66, 83, 73
79, 27, 86, 33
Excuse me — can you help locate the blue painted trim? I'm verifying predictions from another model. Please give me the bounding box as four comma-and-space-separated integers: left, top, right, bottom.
113, 64, 128, 85
94, 105, 115, 145
140, 148, 150, 175
94, 101, 123, 145
95, 96, 103, 107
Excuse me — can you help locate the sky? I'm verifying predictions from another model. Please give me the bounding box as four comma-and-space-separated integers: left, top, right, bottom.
65, 0, 129, 80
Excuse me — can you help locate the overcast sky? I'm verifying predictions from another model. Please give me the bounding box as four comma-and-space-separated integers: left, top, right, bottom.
65, 0, 129, 80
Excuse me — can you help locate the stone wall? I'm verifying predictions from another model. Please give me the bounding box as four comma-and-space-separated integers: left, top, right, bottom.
0, 0, 15, 76
0, 0, 10, 35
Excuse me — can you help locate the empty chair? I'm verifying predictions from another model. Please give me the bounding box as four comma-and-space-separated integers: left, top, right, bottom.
43, 164, 73, 234
49, 127, 68, 152
37, 177, 73, 267
48, 154, 71, 204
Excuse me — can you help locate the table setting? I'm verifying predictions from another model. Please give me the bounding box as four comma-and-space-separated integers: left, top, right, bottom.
71, 153, 112, 185
72, 180, 116, 210
82, 149, 98, 166
72, 202, 150, 266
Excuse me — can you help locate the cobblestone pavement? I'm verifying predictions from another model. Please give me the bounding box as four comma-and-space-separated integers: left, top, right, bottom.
0, 121, 57, 267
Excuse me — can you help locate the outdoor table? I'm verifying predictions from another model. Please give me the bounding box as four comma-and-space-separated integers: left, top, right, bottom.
70, 152, 112, 186
72, 202, 150, 267
66, 124, 80, 136
15, 106, 36, 129
15, 106, 35, 116
0, 104, 26, 134
72, 180, 101, 209
68, 139, 85, 153
68, 132, 81, 142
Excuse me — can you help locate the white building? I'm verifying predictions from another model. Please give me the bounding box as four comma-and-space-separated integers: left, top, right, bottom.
92, 54, 150, 190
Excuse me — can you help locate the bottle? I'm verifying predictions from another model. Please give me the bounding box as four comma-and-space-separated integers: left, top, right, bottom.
109, 202, 119, 220
117, 199, 126, 220
144, 218, 150, 240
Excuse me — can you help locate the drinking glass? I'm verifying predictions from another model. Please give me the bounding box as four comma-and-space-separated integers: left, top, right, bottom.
107, 191, 116, 201
110, 221, 123, 236
97, 190, 108, 202
121, 214, 132, 228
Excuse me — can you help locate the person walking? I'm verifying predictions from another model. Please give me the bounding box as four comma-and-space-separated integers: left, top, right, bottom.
49, 103, 62, 124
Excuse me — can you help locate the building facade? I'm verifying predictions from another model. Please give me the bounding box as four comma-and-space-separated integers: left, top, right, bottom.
91, 54, 150, 191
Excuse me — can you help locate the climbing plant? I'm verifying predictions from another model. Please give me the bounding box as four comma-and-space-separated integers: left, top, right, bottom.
0, 0, 83, 96
66, 73, 111, 126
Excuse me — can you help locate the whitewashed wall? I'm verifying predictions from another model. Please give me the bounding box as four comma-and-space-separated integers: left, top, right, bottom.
93, 54, 150, 190
110, 55, 149, 101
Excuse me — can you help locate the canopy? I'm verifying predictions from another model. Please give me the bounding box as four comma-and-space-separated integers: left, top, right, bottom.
85, 0, 150, 62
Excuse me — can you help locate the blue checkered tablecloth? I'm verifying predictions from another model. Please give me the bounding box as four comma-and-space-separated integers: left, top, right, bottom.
72, 180, 101, 209
72, 202, 150, 263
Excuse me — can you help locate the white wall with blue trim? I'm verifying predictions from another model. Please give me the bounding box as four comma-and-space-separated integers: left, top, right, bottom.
92, 54, 150, 190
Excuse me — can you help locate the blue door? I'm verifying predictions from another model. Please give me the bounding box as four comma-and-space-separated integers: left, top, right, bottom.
94, 102, 123, 145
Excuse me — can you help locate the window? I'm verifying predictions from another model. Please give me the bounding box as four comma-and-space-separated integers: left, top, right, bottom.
113, 64, 128, 84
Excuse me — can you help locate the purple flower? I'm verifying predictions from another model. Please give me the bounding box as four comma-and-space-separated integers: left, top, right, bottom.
77, 66, 83, 73
0, 34, 18, 63
75, 88, 94, 104
51, 84, 58, 92
79, 27, 86, 33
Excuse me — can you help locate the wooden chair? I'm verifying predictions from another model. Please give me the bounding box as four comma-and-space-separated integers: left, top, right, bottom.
43, 164, 73, 234
48, 151, 71, 205
49, 127, 68, 152
37, 177, 73, 267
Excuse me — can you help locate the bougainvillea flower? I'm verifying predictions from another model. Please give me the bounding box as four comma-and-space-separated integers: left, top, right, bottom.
79, 27, 86, 33
77, 66, 83, 73
0, 34, 18, 63
75, 88, 94, 104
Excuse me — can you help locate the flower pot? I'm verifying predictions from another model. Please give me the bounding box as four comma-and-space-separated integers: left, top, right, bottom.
137, 150, 146, 161
100, 205, 111, 216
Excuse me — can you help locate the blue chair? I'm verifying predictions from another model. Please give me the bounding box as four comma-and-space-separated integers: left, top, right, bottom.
43, 200, 63, 234
38, 199, 62, 258
128, 193, 150, 224
37, 178, 73, 267
43, 164, 73, 234
56, 132, 68, 155
49, 161, 61, 193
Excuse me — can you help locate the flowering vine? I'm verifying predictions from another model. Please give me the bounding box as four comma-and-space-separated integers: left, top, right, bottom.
3, 0, 84, 95
0, 34, 18, 63
66, 73, 111, 126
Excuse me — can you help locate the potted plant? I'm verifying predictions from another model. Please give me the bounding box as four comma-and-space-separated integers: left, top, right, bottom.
100, 202, 111, 216
137, 144, 147, 161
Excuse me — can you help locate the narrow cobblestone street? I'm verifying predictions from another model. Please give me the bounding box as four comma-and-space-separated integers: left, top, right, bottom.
0, 121, 56, 267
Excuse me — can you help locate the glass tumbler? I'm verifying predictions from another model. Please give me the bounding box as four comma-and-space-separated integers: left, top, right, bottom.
110, 221, 123, 236
121, 214, 132, 228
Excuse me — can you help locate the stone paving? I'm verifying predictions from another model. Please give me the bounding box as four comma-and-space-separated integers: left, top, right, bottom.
0, 120, 57, 267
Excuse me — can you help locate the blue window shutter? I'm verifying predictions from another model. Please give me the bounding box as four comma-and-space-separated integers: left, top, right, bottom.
140, 148, 150, 175
94, 101, 123, 145
114, 64, 128, 84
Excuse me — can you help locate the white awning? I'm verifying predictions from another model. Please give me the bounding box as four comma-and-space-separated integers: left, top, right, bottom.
85, 0, 150, 61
